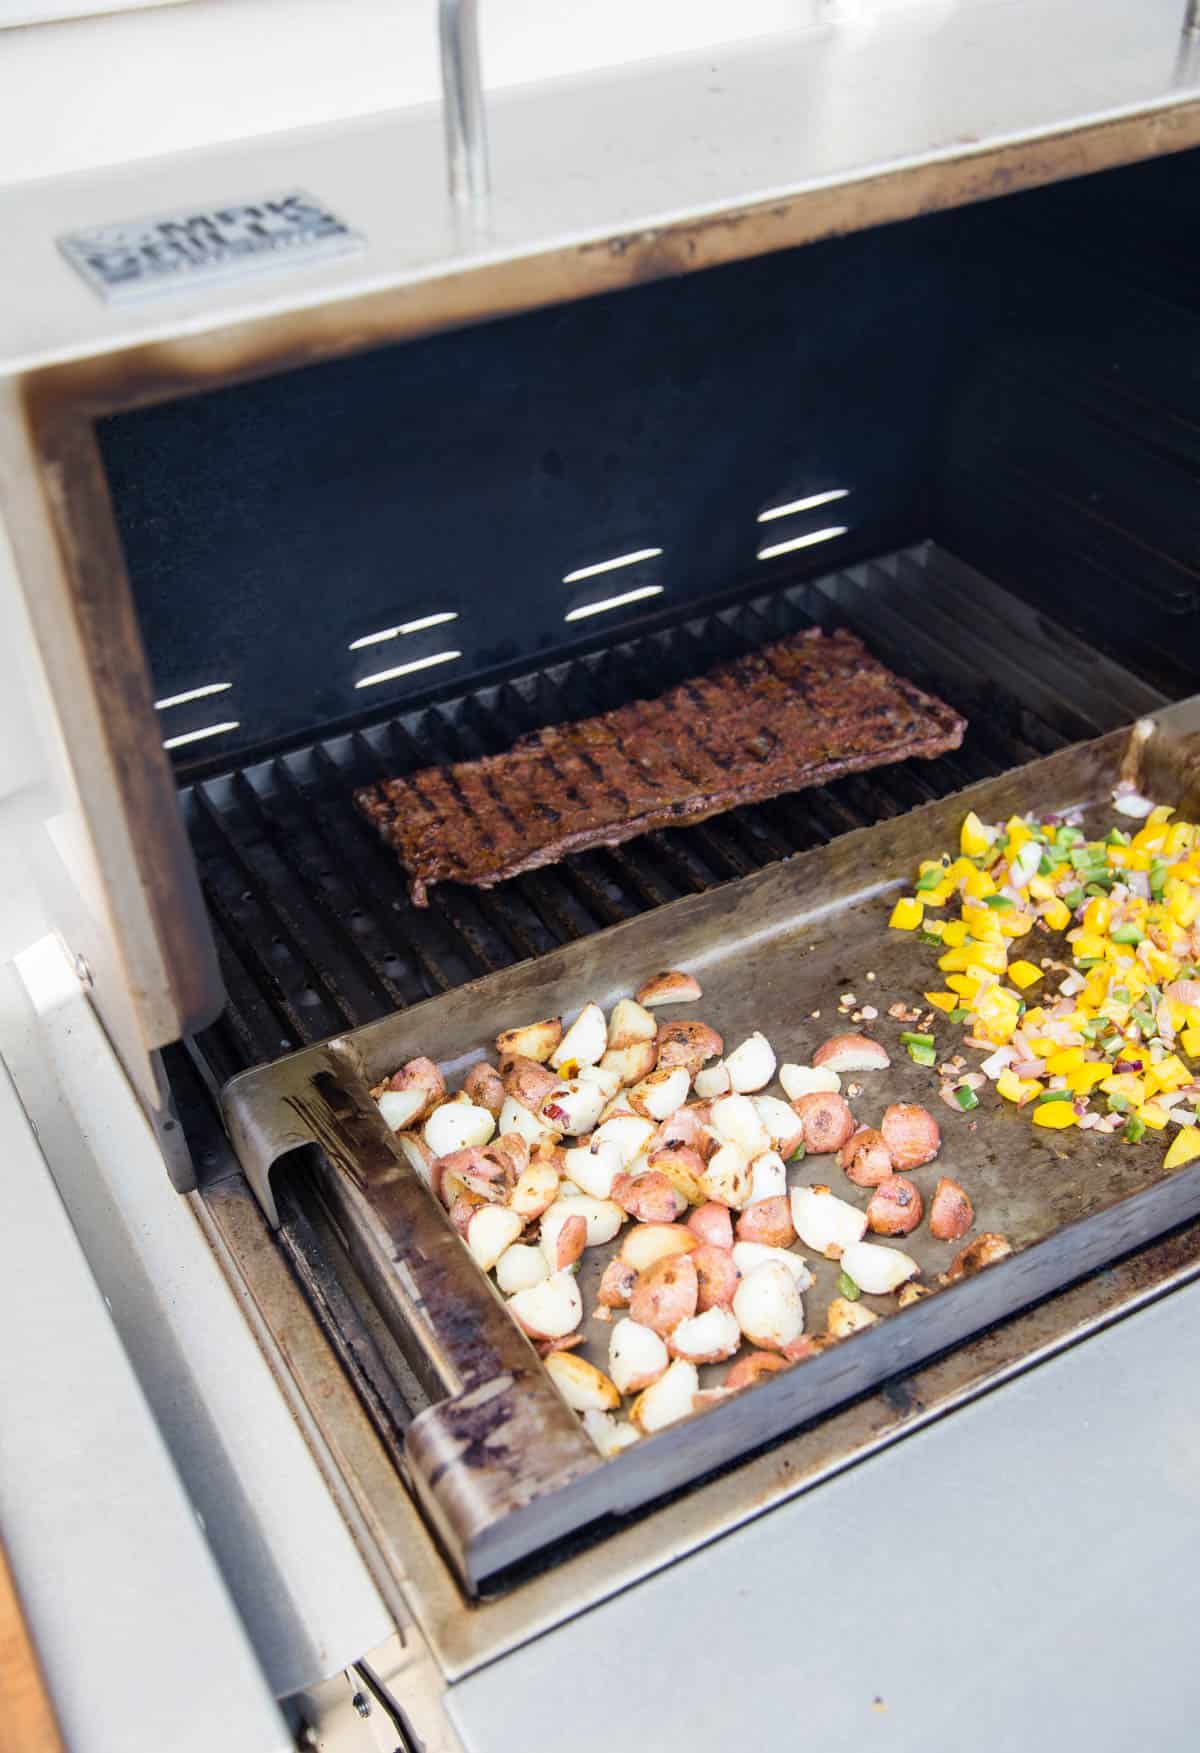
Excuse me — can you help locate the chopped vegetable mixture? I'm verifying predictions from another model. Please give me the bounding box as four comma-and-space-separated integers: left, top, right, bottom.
889, 790, 1200, 1171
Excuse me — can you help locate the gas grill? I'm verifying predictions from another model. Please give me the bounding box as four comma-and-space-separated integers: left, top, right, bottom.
4, 4, 1200, 1745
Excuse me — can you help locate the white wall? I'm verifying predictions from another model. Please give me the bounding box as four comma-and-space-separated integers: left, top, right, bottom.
0, 0, 842, 186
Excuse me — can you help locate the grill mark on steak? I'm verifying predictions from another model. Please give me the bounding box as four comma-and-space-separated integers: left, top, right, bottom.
355, 628, 966, 906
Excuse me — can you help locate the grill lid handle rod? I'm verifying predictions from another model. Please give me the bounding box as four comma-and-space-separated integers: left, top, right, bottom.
439, 0, 491, 215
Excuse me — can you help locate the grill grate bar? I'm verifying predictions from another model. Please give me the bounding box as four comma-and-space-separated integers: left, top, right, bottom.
188, 781, 356, 1042
183, 546, 1164, 1078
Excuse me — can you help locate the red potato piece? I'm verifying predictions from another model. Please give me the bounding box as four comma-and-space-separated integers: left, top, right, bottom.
681, 1101, 717, 1158
782, 1333, 822, 1362
447, 1191, 486, 1237
688, 1201, 734, 1250
501, 1055, 560, 1112
656, 1020, 724, 1076
866, 1175, 925, 1237
669, 1306, 741, 1364
735, 1196, 797, 1249
629, 1254, 699, 1336
792, 1090, 857, 1155
598, 1258, 638, 1307
648, 1145, 708, 1206
491, 1132, 531, 1177
838, 1126, 895, 1188
943, 1233, 1012, 1281
636, 971, 702, 1007
463, 1062, 505, 1116
929, 1177, 975, 1241
692, 1242, 740, 1311
612, 1170, 688, 1225
434, 1147, 498, 1206
495, 1016, 563, 1064
620, 1224, 698, 1272
881, 1103, 941, 1170
607, 998, 658, 1051
508, 1270, 582, 1340
547, 1212, 587, 1270
649, 1106, 710, 1158
534, 1332, 586, 1357
388, 1055, 446, 1105
725, 1351, 791, 1391
599, 1040, 659, 1087
812, 1034, 890, 1073
509, 1161, 560, 1220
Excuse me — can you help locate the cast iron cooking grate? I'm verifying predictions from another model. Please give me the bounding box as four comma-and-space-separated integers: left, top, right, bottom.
179, 542, 1163, 1087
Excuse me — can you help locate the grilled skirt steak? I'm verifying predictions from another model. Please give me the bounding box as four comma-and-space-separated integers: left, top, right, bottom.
356, 628, 966, 905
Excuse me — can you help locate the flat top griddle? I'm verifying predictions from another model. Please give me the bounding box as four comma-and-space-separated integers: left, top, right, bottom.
221, 700, 1200, 1594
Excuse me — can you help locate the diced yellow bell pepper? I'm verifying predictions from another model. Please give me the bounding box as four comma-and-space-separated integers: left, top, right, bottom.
1082, 971, 1111, 1010
1106, 846, 1130, 868
1028, 875, 1055, 901
946, 974, 980, 998
997, 911, 1036, 938
1131, 824, 1168, 854
1164, 1127, 1200, 1170
1149, 805, 1176, 824
960, 810, 991, 857
1067, 930, 1108, 962
890, 896, 924, 931
997, 1069, 1042, 1104
1167, 882, 1199, 928
1046, 1046, 1086, 1075
919, 884, 954, 909
941, 919, 968, 949
1066, 1063, 1111, 1094
1005, 816, 1033, 853
1164, 822, 1194, 856
1033, 1102, 1078, 1129
1136, 1102, 1170, 1131
1145, 948, 1182, 984
1147, 1054, 1190, 1094
1180, 1026, 1200, 1058
1022, 1006, 1048, 1030
924, 991, 959, 1013
961, 867, 997, 900
921, 918, 946, 939
975, 988, 1019, 1042
918, 859, 946, 878
1041, 898, 1071, 932
1102, 1073, 1149, 1107
1008, 959, 1043, 990
961, 905, 1005, 943
1082, 897, 1111, 933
